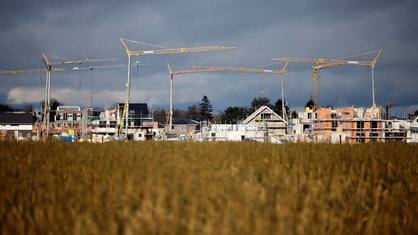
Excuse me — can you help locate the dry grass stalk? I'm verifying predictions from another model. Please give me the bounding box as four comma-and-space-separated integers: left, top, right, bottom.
0, 141, 417, 234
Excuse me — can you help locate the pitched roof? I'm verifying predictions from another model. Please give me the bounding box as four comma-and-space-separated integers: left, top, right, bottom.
0, 113, 34, 124
172, 118, 199, 125
243, 106, 287, 124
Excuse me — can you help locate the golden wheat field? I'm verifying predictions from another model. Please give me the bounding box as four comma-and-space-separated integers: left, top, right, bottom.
0, 141, 417, 235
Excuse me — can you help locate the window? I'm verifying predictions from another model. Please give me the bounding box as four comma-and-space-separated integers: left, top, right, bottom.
261, 113, 271, 120
308, 113, 312, 119
388, 122, 392, 129
129, 110, 135, 117
371, 121, 378, 130
356, 133, 365, 143
370, 132, 379, 141
332, 120, 338, 131
357, 121, 364, 130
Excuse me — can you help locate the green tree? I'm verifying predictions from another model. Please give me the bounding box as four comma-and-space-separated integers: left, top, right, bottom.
40, 98, 63, 121
23, 105, 33, 113
186, 105, 201, 120
250, 96, 271, 112
198, 95, 213, 121
290, 110, 298, 118
51, 99, 63, 111
175, 109, 187, 118
408, 110, 418, 120
305, 96, 314, 109
272, 98, 289, 118
221, 106, 250, 124
40, 98, 63, 111
153, 108, 188, 123
0, 103, 14, 112
152, 108, 167, 124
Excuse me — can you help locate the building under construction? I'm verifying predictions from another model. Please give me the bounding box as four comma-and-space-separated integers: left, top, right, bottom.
291, 106, 411, 143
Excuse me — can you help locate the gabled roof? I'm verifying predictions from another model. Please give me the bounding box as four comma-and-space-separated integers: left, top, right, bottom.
0, 113, 34, 124
243, 106, 287, 124
172, 118, 199, 125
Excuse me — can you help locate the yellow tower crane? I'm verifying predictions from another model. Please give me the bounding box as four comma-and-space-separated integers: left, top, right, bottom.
0, 67, 70, 75
192, 62, 289, 120
119, 38, 236, 138
272, 50, 382, 111
166, 63, 224, 133
1, 53, 119, 138
41, 53, 118, 138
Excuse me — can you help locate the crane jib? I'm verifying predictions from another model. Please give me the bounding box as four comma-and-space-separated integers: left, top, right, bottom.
142, 50, 155, 54
41, 57, 49, 69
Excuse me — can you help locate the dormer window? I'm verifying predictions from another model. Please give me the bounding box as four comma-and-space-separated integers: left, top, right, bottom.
261, 113, 271, 120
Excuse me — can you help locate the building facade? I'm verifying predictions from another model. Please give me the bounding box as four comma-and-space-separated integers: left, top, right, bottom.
292, 106, 413, 143
0, 113, 34, 141
243, 106, 287, 138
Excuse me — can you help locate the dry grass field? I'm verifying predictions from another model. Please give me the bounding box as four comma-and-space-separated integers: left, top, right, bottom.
0, 141, 417, 235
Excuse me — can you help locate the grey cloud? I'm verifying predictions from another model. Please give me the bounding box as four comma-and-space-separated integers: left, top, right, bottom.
1, 0, 417, 115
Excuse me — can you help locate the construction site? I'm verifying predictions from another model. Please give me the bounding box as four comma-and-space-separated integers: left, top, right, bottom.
1, 39, 417, 144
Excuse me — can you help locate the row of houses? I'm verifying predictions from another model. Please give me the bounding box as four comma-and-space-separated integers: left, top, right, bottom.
1, 103, 417, 143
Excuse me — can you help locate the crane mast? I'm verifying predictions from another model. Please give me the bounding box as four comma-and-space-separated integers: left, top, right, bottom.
119, 38, 236, 138
1, 53, 120, 139
166, 63, 224, 133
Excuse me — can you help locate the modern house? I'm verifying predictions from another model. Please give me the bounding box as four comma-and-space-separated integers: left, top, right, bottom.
291, 106, 414, 143
312, 106, 383, 143
117, 103, 156, 140
408, 116, 418, 143
203, 123, 265, 142
0, 112, 34, 141
169, 118, 200, 137
192, 106, 287, 142
242, 106, 287, 138
52, 106, 83, 135
88, 107, 118, 141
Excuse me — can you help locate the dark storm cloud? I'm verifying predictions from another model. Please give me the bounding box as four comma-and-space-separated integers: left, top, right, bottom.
1, 0, 417, 115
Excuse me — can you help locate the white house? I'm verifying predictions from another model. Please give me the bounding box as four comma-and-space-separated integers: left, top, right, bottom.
0, 113, 34, 141
242, 106, 287, 137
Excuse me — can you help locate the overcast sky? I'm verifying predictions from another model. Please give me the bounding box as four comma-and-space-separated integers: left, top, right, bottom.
1, 0, 417, 116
